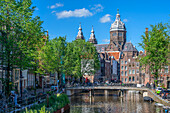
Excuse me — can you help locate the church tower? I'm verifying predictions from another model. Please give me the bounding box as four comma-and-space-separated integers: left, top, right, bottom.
89, 26, 97, 44
107, 9, 126, 51
76, 23, 85, 40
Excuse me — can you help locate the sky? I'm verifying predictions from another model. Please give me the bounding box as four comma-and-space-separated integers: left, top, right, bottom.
32, 0, 170, 51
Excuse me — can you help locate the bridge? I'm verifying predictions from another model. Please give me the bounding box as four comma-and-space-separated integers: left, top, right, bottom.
66, 86, 148, 91
66, 86, 170, 106
66, 86, 148, 97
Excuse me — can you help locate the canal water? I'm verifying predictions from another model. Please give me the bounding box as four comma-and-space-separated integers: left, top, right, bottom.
69, 90, 164, 113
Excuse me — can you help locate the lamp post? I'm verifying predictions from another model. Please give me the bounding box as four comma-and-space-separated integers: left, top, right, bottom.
20, 70, 23, 97
42, 76, 44, 93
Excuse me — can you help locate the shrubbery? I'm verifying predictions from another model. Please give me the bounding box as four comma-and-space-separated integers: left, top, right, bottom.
24, 94, 69, 113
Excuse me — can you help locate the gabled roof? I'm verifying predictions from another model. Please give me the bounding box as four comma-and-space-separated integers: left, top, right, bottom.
122, 42, 138, 52
94, 44, 109, 52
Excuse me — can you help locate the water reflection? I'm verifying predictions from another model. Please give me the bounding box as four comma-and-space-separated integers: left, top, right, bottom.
70, 90, 163, 113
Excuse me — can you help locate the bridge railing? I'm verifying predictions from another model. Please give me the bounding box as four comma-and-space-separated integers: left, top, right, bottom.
0, 93, 47, 113
66, 82, 146, 88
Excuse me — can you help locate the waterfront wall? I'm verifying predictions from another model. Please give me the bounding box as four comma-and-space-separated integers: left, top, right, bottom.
147, 90, 170, 106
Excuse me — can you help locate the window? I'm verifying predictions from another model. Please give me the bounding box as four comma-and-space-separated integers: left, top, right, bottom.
132, 76, 135, 81
125, 66, 127, 70
136, 69, 139, 73
129, 69, 131, 74
129, 76, 131, 81
122, 78, 123, 82
125, 71, 127, 76
136, 62, 139, 67
165, 66, 169, 73
125, 78, 127, 82
121, 71, 123, 76
132, 69, 135, 74
132, 63, 135, 67
121, 66, 123, 70
112, 33, 117, 36
125, 61, 127, 64
118, 32, 122, 36
121, 60, 123, 64
128, 59, 130, 62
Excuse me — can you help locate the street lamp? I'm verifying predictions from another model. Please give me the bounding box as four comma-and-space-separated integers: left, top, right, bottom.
42, 76, 45, 93
20, 74, 24, 97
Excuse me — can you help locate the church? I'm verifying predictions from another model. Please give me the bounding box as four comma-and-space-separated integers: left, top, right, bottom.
75, 9, 140, 84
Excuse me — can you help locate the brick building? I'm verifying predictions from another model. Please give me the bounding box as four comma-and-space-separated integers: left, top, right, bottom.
120, 42, 140, 84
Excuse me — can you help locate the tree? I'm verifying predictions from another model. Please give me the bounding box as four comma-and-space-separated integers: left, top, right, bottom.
39, 37, 66, 85
139, 23, 170, 82
64, 39, 100, 82
0, 0, 45, 96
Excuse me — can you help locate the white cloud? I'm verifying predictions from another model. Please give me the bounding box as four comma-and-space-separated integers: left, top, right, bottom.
123, 19, 128, 22
91, 4, 104, 13
50, 5, 56, 9
102, 39, 110, 43
51, 11, 56, 14
48, 3, 64, 9
100, 14, 111, 23
56, 3, 64, 7
56, 8, 93, 19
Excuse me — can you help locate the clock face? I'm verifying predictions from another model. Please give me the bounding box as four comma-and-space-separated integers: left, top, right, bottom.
112, 33, 116, 36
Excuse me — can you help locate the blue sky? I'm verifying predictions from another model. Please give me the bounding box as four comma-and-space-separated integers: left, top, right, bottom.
32, 0, 170, 51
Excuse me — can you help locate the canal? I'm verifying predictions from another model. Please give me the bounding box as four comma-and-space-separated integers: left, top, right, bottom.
69, 90, 164, 113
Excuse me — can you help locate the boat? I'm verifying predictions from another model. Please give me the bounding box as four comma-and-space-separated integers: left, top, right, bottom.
143, 96, 154, 102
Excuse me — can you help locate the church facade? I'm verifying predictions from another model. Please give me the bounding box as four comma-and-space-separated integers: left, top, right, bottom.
75, 10, 141, 84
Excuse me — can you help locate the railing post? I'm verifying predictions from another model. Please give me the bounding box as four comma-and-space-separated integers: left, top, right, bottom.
89, 89, 92, 97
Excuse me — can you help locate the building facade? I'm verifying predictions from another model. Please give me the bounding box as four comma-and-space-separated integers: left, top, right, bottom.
75, 9, 169, 88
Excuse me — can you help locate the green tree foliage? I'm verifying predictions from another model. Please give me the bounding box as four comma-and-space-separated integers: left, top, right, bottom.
0, 0, 44, 96
139, 23, 170, 79
39, 37, 66, 83
64, 39, 100, 79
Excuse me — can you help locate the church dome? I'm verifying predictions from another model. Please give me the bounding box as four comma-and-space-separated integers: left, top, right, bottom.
110, 9, 126, 31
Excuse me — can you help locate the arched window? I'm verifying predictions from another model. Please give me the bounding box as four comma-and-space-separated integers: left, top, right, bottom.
132, 76, 135, 81
129, 76, 131, 81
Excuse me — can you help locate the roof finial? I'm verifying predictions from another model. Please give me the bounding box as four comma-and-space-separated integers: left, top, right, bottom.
79, 22, 82, 30
117, 8, 119, 14
91, 25, 94, 33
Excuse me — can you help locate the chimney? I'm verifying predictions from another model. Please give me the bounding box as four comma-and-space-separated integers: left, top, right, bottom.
145, 28, 148, 34
144, 28, 148, 55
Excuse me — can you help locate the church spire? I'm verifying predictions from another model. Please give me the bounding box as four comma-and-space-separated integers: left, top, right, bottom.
89, 25, 97, 44
117, 8, 119, 14
116, 8, 120, 20
76, 23, 84, 40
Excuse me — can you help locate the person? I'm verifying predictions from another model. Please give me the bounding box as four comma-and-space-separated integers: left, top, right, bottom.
85, 77, 88, 86
150, 83, 153, 89
153, 83, 155, 89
